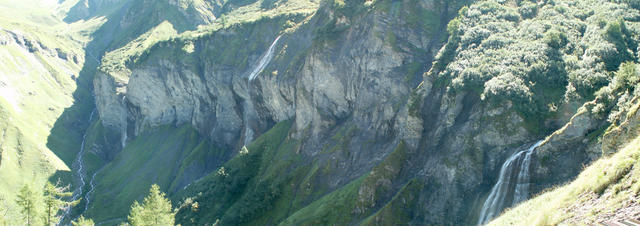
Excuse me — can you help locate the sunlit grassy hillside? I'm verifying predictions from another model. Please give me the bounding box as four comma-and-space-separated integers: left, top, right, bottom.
0, 0, 93, 223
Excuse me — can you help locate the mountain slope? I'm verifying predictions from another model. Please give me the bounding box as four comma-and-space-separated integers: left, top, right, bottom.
88, 0, 468, 224
0, 1, 88, 223
80, 0, 640, 225
1, 0, 639, 225
493, 64, 640, 225
83, 0, 320, 222
0, 0, 224, 223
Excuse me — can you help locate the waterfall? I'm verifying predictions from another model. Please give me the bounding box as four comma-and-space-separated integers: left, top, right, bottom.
248, 35, 281, 81
243, 35, 281, 145
120, 96, 127, 149
242, 98, 256, 146
477, 140, 544, 225
83, 166, 106, 215
60, 109, 96, 224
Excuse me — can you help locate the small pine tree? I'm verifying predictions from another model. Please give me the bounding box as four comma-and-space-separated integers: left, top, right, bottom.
43, 181, 78, 225
16, 185, 38, 226
127, 184, 175, 226
71, 215, 94, 226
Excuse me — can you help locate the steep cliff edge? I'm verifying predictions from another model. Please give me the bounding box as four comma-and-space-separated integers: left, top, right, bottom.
492, 64, 640, 225
387, 0, 638, 224
0, 0, 637, 224
84, 0, 640, 225
92, 0, 467, 223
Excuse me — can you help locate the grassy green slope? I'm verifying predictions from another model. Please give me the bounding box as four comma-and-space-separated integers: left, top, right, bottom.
98, 0, 319, 83
98, 21, 178, 83
84, 125, 224, 223
173, 120, 418, 225
174, 120, 296, 225
0, 1, 89, 223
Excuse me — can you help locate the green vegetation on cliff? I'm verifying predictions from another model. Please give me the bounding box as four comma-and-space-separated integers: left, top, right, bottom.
491, 62, 640, 225
98, 0, 319, 84
3, 0, 640, 225
174, 120, 419, 225
431, 0, 639, 134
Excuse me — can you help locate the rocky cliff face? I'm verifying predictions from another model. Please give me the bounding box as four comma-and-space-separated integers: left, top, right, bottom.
491, 63, 640, 225
92, 0, 467, 223
95, 0, 455, 152
86, 0, 640, 224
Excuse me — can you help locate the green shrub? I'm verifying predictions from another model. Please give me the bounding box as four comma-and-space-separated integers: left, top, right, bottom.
431, 16, 462, 73
518, 2, 538, 19
603, 19, 637, 71
544, 29, 568, 49
610, 0, 640, 9
614, 62, 640, 90
482, 73, 532, 103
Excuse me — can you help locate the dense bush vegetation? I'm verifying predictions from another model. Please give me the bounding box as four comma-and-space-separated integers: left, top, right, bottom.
430, 0, 639, 133
603, 19, 637, 71
610, 0, 640, 9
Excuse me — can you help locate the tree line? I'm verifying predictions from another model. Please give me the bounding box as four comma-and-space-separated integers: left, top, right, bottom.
1, 183, 174, 226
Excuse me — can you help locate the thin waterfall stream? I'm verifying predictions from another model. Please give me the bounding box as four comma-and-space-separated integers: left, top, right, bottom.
248, 35, 281, 81
83, 165, 106, 215
243, 35, 281, 145
477, 140, 544, 225
60, 109, 96, 224
121, 96, 127, 149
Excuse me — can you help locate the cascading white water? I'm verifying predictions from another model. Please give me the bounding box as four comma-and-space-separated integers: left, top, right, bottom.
60, 109, 96, 224
83, 166, 106, 215
248, 35, 281, 81
81, 108, 127, 219
81, 97, 129, 217
121, 96, 127, 149
243, 35, 282, 145
513, 149, 534, 204
242, 102, 255, 146
477, 140, 544, 225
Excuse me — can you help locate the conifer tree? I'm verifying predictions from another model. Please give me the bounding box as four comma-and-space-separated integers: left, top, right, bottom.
43, 181, 78, 225
72, 215, 94, 226
16, 185, 38, 226
127, 184, 175, 226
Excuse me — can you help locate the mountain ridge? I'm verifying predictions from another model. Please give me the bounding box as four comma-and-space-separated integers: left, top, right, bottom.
0, 0, 639, 225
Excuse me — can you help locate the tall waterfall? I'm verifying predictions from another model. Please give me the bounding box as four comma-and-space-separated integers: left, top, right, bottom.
60, 109, 96, 224
121, 96, 127, 149
477, 140, 544, 225
248, 35, 281, 81
243, 35, 282, 145
242, 98, 256, 146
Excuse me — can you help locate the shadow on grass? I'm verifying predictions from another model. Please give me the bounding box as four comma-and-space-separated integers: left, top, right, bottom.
44, 1, 215, 222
